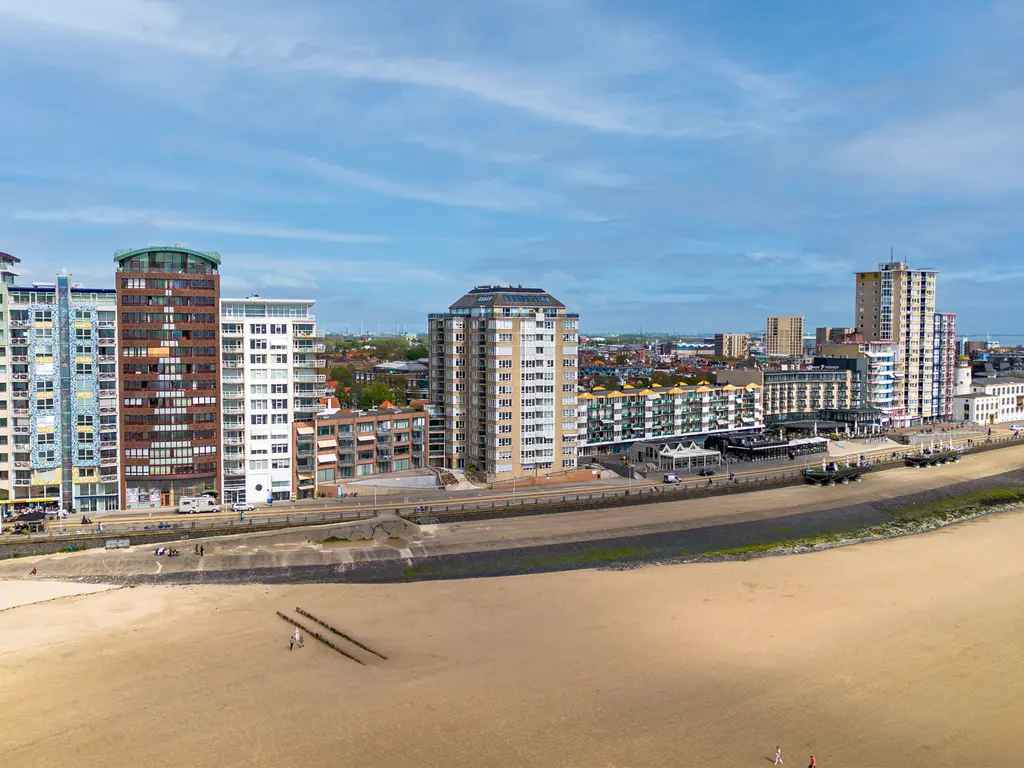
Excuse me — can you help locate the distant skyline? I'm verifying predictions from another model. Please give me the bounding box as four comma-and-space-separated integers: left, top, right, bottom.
1, 0, 1022, 333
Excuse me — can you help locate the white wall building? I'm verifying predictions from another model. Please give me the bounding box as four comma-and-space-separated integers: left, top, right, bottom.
953, 375, 1024, 426
220, 297, 326, 504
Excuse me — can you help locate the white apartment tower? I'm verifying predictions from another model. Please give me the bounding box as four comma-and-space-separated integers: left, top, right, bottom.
220, 297, 326, 504
855, 261, 937, 426
428, 286, 580, 481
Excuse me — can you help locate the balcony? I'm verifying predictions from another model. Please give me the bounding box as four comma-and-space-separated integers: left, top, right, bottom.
14, 478, 30, 486
97, 320, 116, 329
10, 355, 27, 363
224, 466, 246, 477
294, 372, 327, 383
9, 318, 28, 327
223, 405, 245, 414
101, 457, 118, 466
14, 459, 31, 468
224, 436, 245, 446
12, 373, 28, 381
222, 371, 243, 381
312, 359, 327, 368
293, 329, 325, 339
99, 371, 117, 381
98, 354, 116, 363
223, 361, 243, 369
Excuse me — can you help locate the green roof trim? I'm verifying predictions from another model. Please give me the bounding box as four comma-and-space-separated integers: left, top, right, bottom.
113, 246, 222, 266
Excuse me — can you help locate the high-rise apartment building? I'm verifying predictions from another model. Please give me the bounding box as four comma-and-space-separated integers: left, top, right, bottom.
933, 312, 957, 422
6, 276, 121, 511
714, 333, 750, 359
855, 261, 937, 425
115, 247, 222, 509
219, 297, 325, 504
428, 286, 579, 480
764, 316, 805, 357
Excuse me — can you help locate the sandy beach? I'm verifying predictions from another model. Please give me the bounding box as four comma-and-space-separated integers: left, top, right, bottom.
3, 510, 1024, 767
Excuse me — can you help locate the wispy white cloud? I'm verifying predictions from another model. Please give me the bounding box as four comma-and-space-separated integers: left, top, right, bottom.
296, 156, 554, 213
832, 90, 1024, 197
11, 207, 390, 244
0, 0, 801, 138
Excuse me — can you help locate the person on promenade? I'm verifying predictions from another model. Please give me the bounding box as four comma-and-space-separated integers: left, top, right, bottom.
200, 545, 205, 556
194, 544, 199, 555
774, 745, 782, 764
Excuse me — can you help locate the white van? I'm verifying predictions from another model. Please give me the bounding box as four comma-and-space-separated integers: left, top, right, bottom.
176, 496, 220, 514
663, 473, 680, 484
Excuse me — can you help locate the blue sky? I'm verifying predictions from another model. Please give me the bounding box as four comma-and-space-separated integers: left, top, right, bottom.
1, 0, 1022, 336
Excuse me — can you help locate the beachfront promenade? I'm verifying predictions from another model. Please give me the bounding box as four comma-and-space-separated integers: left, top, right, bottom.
6, 441, 1024, 582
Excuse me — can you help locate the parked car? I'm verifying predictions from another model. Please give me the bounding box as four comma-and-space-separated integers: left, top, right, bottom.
662, 473, 680, 484
1009, 425, 1024, 432
698, 468, 716, 477
231, 502, 255, 513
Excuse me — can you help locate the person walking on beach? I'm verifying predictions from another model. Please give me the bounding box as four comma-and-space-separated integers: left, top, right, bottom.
194, 544, 199, 555
289, 634, 294, 651
808, 756, 816, 768
774, 745, 782, 765
294, 627, 301, 648
298, 632, 304, 648
200, 545, 205, 556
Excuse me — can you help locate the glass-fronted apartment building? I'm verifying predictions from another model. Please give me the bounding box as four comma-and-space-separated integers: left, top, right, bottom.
116, 247, 222, 509
5, 276, 120, 511
220, 297, 326, 504
576, 382, 763, 457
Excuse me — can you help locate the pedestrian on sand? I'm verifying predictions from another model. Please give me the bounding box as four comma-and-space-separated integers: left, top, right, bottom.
200, 545, 205, 556
30, 567, 37, 576
809, 756, 815, 768
289, 635, 294, 651
294, 627, 301, 645
298, 632, 304, 648
194, 544, 199, 555
775, 745, 782, 765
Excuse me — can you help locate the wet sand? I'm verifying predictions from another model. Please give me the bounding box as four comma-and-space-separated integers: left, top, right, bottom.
3, 511, 1024, 767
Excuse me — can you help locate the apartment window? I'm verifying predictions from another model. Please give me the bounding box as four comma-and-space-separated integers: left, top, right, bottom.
271, 383, 288, 394
38, 432, 55, 445
250, 324, 267, 334
272, 354, 288, 364
271, 458, 290, 469
316, 425, 335, 436
75, 362, 93, 375
270, 324, 287, 334
272, 399, 287, 410
250, 459, 268, 470
37, 397, 54, 410
38, 448, 56, 463
75, 328, 92, 340
251, 399, 268, 410
250, 384, 269, 395
251, 414, 267, 425
357, 421, 374, 433
76, 413, 93, 426
271, 414, 288, 424
77, 447, 95, 462
250, 354, 267, 365
250, 339, 267, 350
38, 380, 55, 393
317, 467, 336, 482
272, 443, 288, 454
